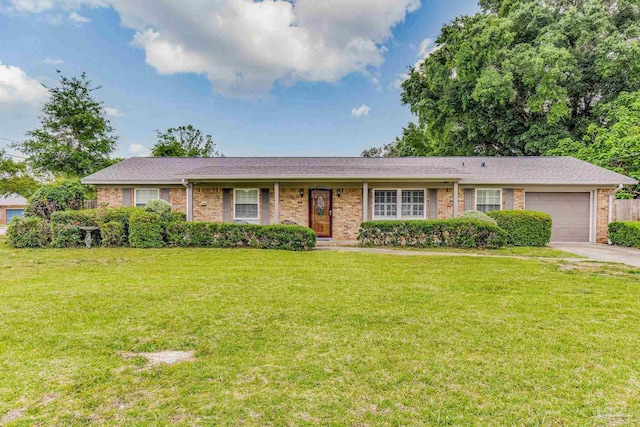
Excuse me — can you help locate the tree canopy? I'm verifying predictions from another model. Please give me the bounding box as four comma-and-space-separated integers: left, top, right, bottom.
16, 72, 118, 178
151, 125, 221, 157
0, 151, 40, 198
365, 0, 640, 191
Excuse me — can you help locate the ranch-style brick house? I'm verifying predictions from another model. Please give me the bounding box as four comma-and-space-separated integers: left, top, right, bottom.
81, 156, 637, 243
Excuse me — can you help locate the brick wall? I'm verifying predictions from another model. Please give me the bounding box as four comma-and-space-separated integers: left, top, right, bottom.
596, 189, 609, 243
278, 188, 309, 226
97, 187, 123, 208
437, 189, 453, 219
513, 188, 525, 210
193, 187, 223, 222
332, 188, 362, 240
169, 188, 186, 213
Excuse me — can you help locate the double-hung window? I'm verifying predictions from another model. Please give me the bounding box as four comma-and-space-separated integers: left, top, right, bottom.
374, 189, 426, 220
401, 190, 425, 219
135, 189, 159, 207
234, 189, 259, 220
476, 189, 501, 212
374, 190, 397, 218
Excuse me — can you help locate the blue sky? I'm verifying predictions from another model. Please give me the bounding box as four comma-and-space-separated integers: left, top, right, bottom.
0, 0, 478, 158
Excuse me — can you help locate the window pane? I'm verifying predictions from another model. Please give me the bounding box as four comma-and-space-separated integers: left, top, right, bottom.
476, 189, 501, 212
401, 190, 425, 219
374, 190, 397, 218
135, 189, 159, 207
235, 189, 259, 219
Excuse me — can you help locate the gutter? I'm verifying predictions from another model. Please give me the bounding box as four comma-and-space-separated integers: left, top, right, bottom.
608, 184, 625, 244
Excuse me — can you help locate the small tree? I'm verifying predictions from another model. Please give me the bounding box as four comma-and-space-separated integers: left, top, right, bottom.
17, 71, 118, 177
151, 125, 221, 157
25, 179, 85, 219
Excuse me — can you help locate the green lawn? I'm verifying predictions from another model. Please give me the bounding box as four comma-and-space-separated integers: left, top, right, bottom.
383, 245, 585, 258
1, 237, 640, 425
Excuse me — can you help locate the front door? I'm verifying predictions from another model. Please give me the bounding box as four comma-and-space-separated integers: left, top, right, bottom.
310, 189, 332, 238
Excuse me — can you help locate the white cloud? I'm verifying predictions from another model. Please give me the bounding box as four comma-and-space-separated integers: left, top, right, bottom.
104, 106, 123, 117
351, 104, 370, 118
43, 57, 64, 65
128, 143, 148, 154
391, 73, 409, 90
0, 60, 48, 107
5, 0, 422, 98
68, 11, 89, 23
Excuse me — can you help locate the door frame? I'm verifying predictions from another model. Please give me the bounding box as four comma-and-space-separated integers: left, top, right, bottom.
309, 188, 333, 238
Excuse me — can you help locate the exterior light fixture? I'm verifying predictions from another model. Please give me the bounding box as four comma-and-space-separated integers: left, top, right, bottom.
337, 188, 344, 197
300, 189, 305, 198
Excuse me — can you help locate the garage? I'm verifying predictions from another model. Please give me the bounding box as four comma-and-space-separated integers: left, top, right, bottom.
524, 192, 591, 242
5, 209, 24, 223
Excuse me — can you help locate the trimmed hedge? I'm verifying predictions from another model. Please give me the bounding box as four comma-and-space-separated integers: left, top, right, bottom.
609, 222, 640, 248
128, 210, 165, 248
486, 210, 552, 247
50, 210, 99, 248
358, 219, 507, 249
7, 216, 51, 248
167, 222, 317, 251
100, 221, 125, 247
460, 210, 498, 225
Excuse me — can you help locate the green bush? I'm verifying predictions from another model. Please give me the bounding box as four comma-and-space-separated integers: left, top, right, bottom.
609, 222, 640, 248
144, 199, 172, 216
461, 210, 498, 225
486, 210, 552, 247
25, 179, 85, 219
95, 207, 140, 238
129, 210, 164, 248
6, 216, 51, 248
50, 210, 99, 248
358, 219, 507, 249
100, 221, 125, 247
167, 222, 317, 251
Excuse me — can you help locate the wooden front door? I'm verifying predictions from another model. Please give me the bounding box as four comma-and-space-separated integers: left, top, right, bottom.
310, 189, 332, 238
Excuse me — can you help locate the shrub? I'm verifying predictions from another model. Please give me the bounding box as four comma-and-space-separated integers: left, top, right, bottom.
461, 210, 498, 225
129, 210, 164, 248
144, 199, 172, 216
358, 219, 507, 249
167, 222, 317, 251
7, 216, 51, 248
25, 179, 85, 219
609, 222, 640, 248
50, 210, 99, 248
486, 210, 552, 247
95, 206, 140, 238
100, 221, 125, 247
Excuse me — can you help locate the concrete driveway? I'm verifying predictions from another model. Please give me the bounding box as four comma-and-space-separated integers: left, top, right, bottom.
0, 226, 6, 235
551, 243, 640, 268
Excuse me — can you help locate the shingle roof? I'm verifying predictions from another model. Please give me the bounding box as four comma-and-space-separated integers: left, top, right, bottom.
0, 194, 28, 205
81, 156, 637, 186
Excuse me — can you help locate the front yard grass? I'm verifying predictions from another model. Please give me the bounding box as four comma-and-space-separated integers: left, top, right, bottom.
1, 239, 640, 425
382, 245, 584, 258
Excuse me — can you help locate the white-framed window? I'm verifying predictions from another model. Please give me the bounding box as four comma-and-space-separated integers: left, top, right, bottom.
374, 190, 397, 218
476, 189, 502, 213
234, 189, 259, 220
135, 188, 160, 207
401, 190, 425, 219
373, 189, 426, 220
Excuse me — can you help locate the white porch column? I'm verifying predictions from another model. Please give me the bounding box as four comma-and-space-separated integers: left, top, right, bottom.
186, 182, 193, 222
453, 182, 459, 218
274, 182, 280, 224
362, 181, 369, 222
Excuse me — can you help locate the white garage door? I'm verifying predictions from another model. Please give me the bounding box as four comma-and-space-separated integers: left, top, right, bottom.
524, 192, 591, 242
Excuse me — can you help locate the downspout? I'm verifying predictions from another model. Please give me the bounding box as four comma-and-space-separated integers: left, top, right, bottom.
608, 184, 624, 244
182, 178, 193, 222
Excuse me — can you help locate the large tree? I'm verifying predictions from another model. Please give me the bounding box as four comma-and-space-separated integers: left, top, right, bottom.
0, 151, 40, 198
16, 71, 118, 177
151, 125, 221, 157
367, 0, 640, 158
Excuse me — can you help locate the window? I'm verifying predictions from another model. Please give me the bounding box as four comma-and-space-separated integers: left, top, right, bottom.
476, 189, 501, 212
135, 189, 159, 207
374, 189, 426, 220
374, 190, 397, 218
234, 189, 259, 220
401, 190, 425, 219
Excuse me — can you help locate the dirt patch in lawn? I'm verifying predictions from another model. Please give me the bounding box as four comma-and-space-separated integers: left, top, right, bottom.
122, 350, 195, 367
